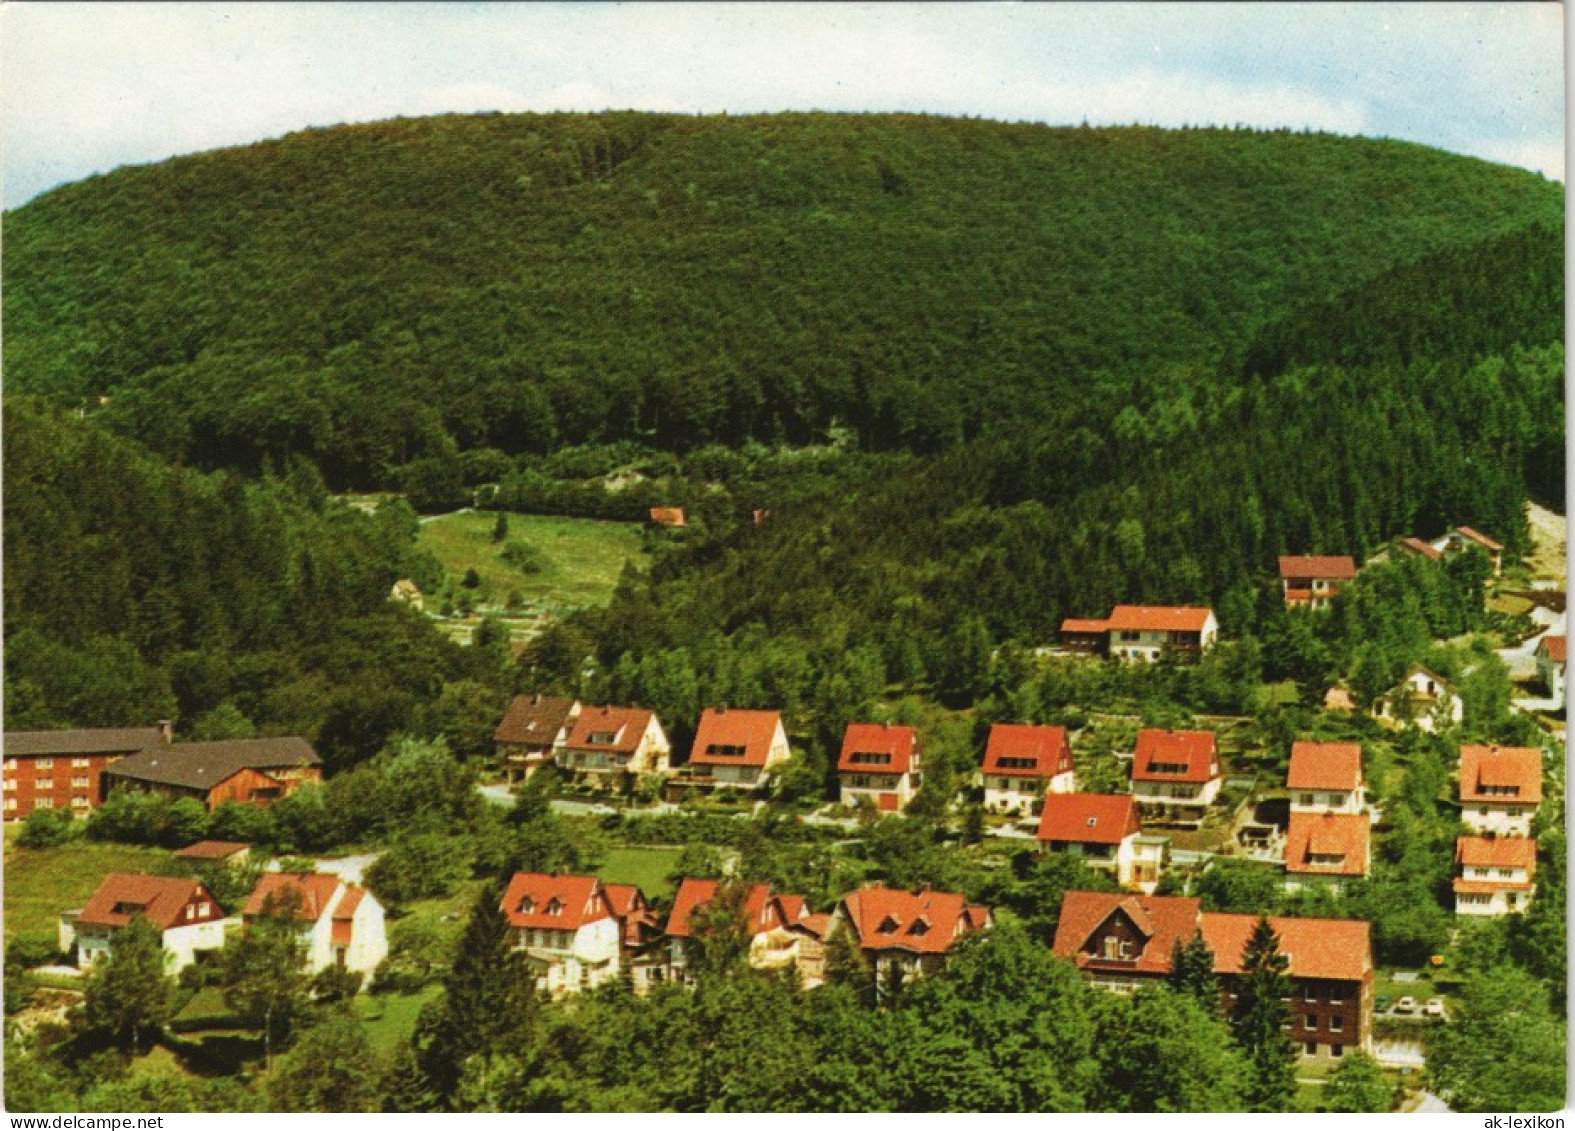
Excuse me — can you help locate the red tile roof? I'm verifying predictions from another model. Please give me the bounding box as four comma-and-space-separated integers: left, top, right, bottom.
1284, 813, 1370, 876
689, 708, 783, 768
494, 694, 578, 746
501, 873, 612, 931
563, 705, 655, 755
1104, 606, 1215, 633
1059, 618, 1111, 635
837, 723, 918, 775
982, 724, 1073, 779
601, 883, 646, 919
1459, 745, 1543, 805
173, 840, 251, 861
1286, 742, 1363, 792
1131, 730, 1218, 784
1396, 536, 1443, 561
839, 886, 990, 955
1455, 835, 1537, 872
1037, 793, 1140, 846
1200, 912, 1371, 982
665, 878, 775, 937
1279, 556, 1358, 580
1052, 891, 1201, 976
649, 507, 686, 527
1454, 526, 1503, 553
1538, 635, 1566, 663
77, 873, 215, 932
244, 872, 343, 920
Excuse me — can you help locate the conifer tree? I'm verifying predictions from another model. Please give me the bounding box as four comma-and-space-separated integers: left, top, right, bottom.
1167, 928, 1219, 1015
1229, 916, 1298, 1112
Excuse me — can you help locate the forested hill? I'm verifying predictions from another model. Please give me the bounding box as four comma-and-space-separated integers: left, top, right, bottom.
4, 112, 1563, 487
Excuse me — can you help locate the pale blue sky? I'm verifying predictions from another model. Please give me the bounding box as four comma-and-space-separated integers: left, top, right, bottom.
1, 2, 1564, 209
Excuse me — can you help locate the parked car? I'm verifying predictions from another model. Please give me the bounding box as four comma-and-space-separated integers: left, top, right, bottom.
1425, 996, 1445, 1017
1375, 994, 1392, 1013
1395, 995, 1417, 1013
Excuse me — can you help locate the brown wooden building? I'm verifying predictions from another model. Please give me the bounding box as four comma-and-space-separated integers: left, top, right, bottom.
101, 737, 321, 810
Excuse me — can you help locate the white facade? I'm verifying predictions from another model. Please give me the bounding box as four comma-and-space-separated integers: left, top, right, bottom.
283, 884, 388, 976
1131, 777, 1223, 809
1461, 803, 1536, 838
1455, 865, 1534, 918
1372, 668, 1462, 733
65, 915, 232, 974
563, 715, 671, 778
840, 770, 919, 810
1289, 787, 1365, 815
984, 776, 1052, 817
1107, 613, 1219, 663
521, 918, 622, 996
1536, 645, 1565, 710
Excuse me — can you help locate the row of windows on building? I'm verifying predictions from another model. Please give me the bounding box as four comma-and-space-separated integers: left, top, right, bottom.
5, 795, 91, 811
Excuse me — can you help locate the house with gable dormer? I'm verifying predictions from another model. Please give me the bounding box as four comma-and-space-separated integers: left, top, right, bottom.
500, 872, 622, 996
60, 872, 232, 973
560, 705, 671, 783
1287, 742, 1366, 814
828, 885, 990, 992
1283, 812, 1370, 892
1129, 729, 1222, 823
980, 723, 1075, 817
1036, 792, 1164, 891
837, 722, 921, 812
1454, 835, 1536, 917
1458, 744, 1542, 836
687, 707, 791, 790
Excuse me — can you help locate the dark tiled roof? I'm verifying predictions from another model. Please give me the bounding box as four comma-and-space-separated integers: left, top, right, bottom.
103, 737, 319, 791
5, 727, 168, 758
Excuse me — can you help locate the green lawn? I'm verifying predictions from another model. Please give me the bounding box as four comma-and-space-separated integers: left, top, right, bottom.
596, 845, 686, 900
354, 984, 444, 1054
417, 510, 646, 614
4, 837, 177, 943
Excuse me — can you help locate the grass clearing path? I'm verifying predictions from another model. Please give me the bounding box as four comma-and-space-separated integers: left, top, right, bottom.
5, 836, 177, 943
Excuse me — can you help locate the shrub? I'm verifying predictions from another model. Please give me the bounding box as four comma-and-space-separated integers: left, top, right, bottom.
17, 806, 80, 848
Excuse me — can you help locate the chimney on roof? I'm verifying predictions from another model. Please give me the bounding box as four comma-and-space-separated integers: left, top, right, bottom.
718, 705, 727, 715
157, 720, 174, 743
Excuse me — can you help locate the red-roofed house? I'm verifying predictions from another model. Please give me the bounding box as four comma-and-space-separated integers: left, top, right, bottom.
1535, 635, 1565, 709
1458, 745, 1542, 836
1036, 793, 1164, 890
243, 872, 386, 977
649, 507, 686, 528
829, 886, 990, 991
1060, 606, 1218, 662
500, 873, 622, 995
1279, 556, 1357, 611
560, 705, 671, 782
1283, 812, 1370, 891
60, 872, 231, 972
1129, 730, 1222, 821
4, 723, 172, 821
663, 878, 808, 984
837, 723, 921, 812
1371, 665, 1461, 733
751, 893, 832, 986
1435, 526, 1504, 575
493, 694, 580, 783
687, 708, 791, 789
981, 724, 1075, 817
1052, 890, 1373, 1061
1454, 836, 1536, 917
600, 882, 665, 990
1392, 536, 1443, 563
1287, 742, 1366, 814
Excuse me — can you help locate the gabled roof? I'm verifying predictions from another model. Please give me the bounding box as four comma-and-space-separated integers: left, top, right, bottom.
1284, 813, 1369, 876
1537, 635, 1566, 664
665, 878, 775, 937
1060, 617, 1112, 635
1199, 912, 1371, 982
1459, 745, 1543, 805
837, 723, 918, 775
838, 886, 990, 955
104, 738, 320, 791
1278, 556, 1358, 580
689, 708, 783, 767
1037, 793, 1140, 846
563, 705, 655, 755
1453, 526, 1503, 553
76, 873, 215, 932
1051, 891, 1201, 976
982, 724, 1073, 779
1455, 835, 1537, 871
1131, 730, 1218, 783
173, 840, 251, 861
601, 883, 646, 919
501, 873, 612, 931
244, 872, 344, 921
494, 694, 578, 746
1104, 606, 1215, 633
1395, 536, 1443, 561
1286, 741, 1363, 792
5, 727, 169, 758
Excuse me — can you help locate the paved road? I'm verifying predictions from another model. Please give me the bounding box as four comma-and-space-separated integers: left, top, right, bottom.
1401, 1090, 1452, 1114
304, 853, 380, 884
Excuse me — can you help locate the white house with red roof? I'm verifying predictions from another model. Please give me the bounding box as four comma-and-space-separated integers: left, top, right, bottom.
1454, 835, 1536, 917
1458, 744, 1542, 836
1287, 742, 1366, 814
243, 872, 386, 977
1535, 635, 1565, 709
1059, 605, 1218, 663
60, 872, 231, 972
837, 722, 921, 812
663, 878, 828, 985
687, 707, 791, 789
1372, 664, 1462, 733
559, 705, 671, 782
500, 873, 622, 995
1036, 793, 1163, 890
1283, 812, 1370, 892
1279, 556, 1357, 611
1433, 526, 1504, 575
980, 723, 1075, 816
1129, 729, 1222, 822
1052, 891, 1373, 1061
829, 885, 990, 989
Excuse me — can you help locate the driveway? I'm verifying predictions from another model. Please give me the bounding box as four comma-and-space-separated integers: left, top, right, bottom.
304, 853, 380, 884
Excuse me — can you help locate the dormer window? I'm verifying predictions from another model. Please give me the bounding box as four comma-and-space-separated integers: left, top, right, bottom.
546, 897, 563, 916
519, 896, 536, 914
589, 730, 618, 746
111, 901, 146, 916
707, 744, 748, 758
997, 757, 1038, 770
909, 916, 930, 936
877, 914, 902, 934
1147, 761, 1190, 775
850, 751, 893, 766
